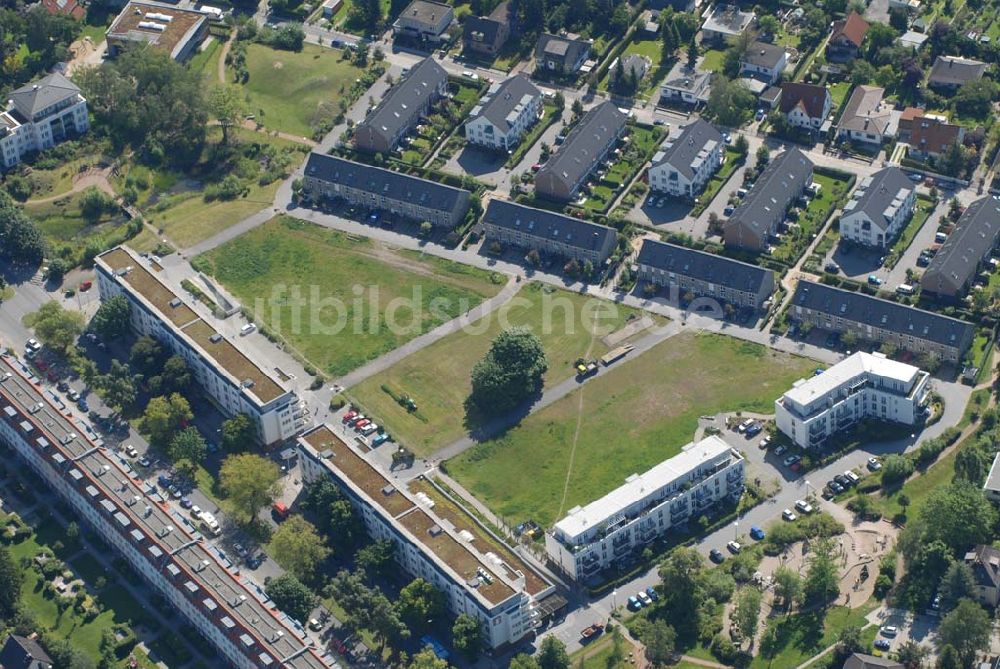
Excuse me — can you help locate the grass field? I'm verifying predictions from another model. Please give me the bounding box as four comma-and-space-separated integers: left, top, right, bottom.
829, 81, 852, 110
25, 190, 136, 267
701, 49, 726, 73
194, 216, 504, 376
188, 35, 224, 87
448, 332, 817, 528
118, 127, 308, 248
350, 282, 661, 454
772, 172, 852, 265
753, 604, 876, 669
234, 43, 365, 138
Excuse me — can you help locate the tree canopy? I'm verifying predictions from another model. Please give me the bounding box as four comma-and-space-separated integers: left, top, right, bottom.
269, 515, 331, 582
220, 453, 282, 523
31, 301, 84, 353
470, 327, 548, 415
266, 573, 317, 623
90, 295, 131, 341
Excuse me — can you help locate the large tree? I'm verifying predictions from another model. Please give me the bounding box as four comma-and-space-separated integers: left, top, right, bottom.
0, 543, 21, 619
31, 301, 85, 353
937, 599, 991, 667
269, 515, 331, 582
641, 619, 676, 667
732, 587, 763, 646
219, 453, 282, 523
705, 77, 755, 128
537, 636, 570, 669
209, 86, 247, 144
408, 648, 450, 669
938, 561, 975, 613
773, 566, 802, 610
90, 295, 131, 342
452, 613, 483, 661
395, 578, 445, 634
0, 190, 45, 266
221, 412, 257, 452
658, 547, 704, 636
129, 336, 166, 377
97, 360, 138, 414
168, 427, 207, 466
266, 573, 317, 623
142, 393, 193, 450
804, 537, 840, 605
919, 482, 997, 553
470, 327, 548, 415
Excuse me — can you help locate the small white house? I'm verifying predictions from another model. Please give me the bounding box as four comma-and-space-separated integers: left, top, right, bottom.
464, 75, 542, 152
739, 41, 787, 85
647, 119, 724, 197
840, 167, 916, 248
779, 82, 831, 131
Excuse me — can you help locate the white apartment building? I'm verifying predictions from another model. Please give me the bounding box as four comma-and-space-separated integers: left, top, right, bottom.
465, 75, 542, 152
545, 436, 745, 581
0, 72, 89, 170
840, 167, 916, 248
775, 351, 930, 449
0, 356, 333, 669
647, 119, 724, 197
95, 247, 303, 446
298, 426, 554, 649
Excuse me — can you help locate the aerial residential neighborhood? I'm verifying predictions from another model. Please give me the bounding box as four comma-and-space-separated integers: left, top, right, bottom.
5, 0, 1000, 668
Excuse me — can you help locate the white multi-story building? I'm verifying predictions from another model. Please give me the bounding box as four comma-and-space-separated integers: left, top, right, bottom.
297, 426, 554, 649
545, 436, 745, 581
0, 72, 89, 170
95, 247, 302, 446
840, 167, 916, 249
465, 75, 542, 152
775, 351, 930, 449
0, 356, 333, 669
647, 119, 724, 197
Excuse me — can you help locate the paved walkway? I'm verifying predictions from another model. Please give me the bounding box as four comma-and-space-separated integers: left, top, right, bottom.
26, 167, 116, 205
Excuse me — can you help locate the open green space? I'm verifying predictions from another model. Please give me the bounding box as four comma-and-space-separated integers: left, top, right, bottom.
753, 603, 876, 669
401, 78, 483, 166
448, 332, 817, 528
582, 125, 663, 212
829, 81, 852, 110
350, 282, 660, 454
117, 127, 308, 248
233, 42, 366, 138
599, 38, 667, 98
25, 190, 138, 268
193, 215, 504, 376
188, 35, 224, 87
701, 48, 726, 73
886, 194, 935, 268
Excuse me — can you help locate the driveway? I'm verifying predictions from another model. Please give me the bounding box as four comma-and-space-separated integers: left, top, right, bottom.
442, 143, 510, 190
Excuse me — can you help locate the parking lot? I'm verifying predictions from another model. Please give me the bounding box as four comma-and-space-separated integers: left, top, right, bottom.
869, 608, 941, 654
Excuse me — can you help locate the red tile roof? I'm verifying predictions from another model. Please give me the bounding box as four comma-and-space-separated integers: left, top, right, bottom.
779, 82, 830, 120
910, 117, 964, 155
830, 11, 869, 47
41, 0, 85, 19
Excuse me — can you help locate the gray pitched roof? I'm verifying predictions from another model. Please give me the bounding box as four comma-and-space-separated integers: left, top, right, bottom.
928, 55, 987, 86
621, 54, 650, 79
741, 41, 786, 69
305, 152, 469, 213
0, 635, 53, 669
357, 57, 447, 143
922, 196, 1000, 296
791, 279, 975, 348
726, 148, 813, 240
965, 544, 1000, 590
837, 85, 891, 136
651, 118, 723, 180
468, 75, 540, 134
536, 101, 627, 191
535, 33, 590, 62
637, 239, 772, 292
483, 199, 617, 253
9, 72, 80, 118
464, 14, 504, 45
843, 653, 903, 669
841, 167, 914, 226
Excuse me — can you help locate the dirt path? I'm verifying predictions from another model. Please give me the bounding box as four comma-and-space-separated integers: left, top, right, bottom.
218, 29, 236, 84
25, 168, 117, 205
240, 119, 318, 147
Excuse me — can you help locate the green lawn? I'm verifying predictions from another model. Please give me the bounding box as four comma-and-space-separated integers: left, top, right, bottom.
887, 195, 935, 268
582, 125, 663, 212
448, 332, 817, 528
829, 81, 852, 110
194, 215, 504, 376
25, 190, 136, 268
118, 127, 308, 248
188, 35, 224, 87
233, 42, 365, 138
772, 173, 852, 265
350, 282, 660, 455
754, 604, 876, 669
701, 49, 726, 73
599, 38, 666, 97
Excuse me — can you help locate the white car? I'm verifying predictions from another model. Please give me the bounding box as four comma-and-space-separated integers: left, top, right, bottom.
25, 338, 41, 352
795, 499, 814, 514
190, 505, 203, 520
637, 591, 653, 606
782, 509, 797, 521
782, 455, 801, 467
867, 457, 882, 471
124, 444, 138, 458
240, 323, 256, 336
727, 541, 742, 554
880, 625, 898, 637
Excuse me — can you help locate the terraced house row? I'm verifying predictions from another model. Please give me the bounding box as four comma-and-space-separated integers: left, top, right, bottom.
0, 355, 333, 669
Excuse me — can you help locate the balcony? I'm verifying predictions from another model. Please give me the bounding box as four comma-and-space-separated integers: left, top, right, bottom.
613, 541, 633, 556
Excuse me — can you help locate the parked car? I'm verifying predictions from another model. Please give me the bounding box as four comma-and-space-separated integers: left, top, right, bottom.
749, 526, 765, 540
795, 499, 813, 514
727, 541, 742, 554
833, 474, 850, 488
637, 591, 653, 606
782, 509, 797, 521
68, 390, 81, 402
737, 419, 754, 433
180, 497, 193, 509
190, 505, 202, 520
773, 445, 787, 457
745, 422, 763, 437
56, 381, 69, 392
758, 436, 772, 449
360, 423, 378, 436
627, 596, 643, 610
867, 275, 882, 286
240, 323, 256, 336
782, 454, 800, 467
347, 414, 365, 426
709, 548, 725, 563
124, 444, 138, 458
354, 418, 371, 430
867, 457, 882, 471
371, 433, 390, 447
342, 410, 358, 423
844, 470, 860, 484
724, 205, 735, 216
874, 638, 891, 650
645, 586, 659, 602
880, 626, 898, 638
931, 594, 941, 611
827, 480, 844, 494
138, 456, 151, 468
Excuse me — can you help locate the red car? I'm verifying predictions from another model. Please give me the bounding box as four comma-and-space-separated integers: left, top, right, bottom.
342, 410, 358, 423
79, 280, 92, 292
531, 163, 542, 172
35, 360, 48, 372
354, 419, 371, 430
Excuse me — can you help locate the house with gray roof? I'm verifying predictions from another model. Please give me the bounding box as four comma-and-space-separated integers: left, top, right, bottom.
836, 85, 895, 146
659, 58, 712, 105
724, 148, 813, 251
740, 41, 788, 84
928, 55, 987, 91
647, 119, 724, 197
964, 545, 1000, 607
0, 635, 53, 669
701, 4, 756, 42
790, 279, 975, 363
482, 199, 618, 266
840, 167, 915, 248
535, 101, 627, 201
0, 72, 89, 170
637, 239, 775, 309
843, 653, 903, 669
921, 196, 1000, 300
302, 152, 471, 229
465, 75, 542, 152
392, 0, 454, 43
463, 0, 515, 57
354, 57, 448, 154
534, 34, 591, 75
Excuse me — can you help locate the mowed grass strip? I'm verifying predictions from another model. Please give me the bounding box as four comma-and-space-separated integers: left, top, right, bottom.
236, 43, 365, 138
448, 332, 817, 528
194, 216, 503, 376
350, 282, 659, 454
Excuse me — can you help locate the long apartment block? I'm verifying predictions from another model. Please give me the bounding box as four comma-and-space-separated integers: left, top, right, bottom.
545, 436, 744, 581
95, 247, 303, 446
297, 425, 555, 649
774, 351, 930, 449
0, 355, 333, 669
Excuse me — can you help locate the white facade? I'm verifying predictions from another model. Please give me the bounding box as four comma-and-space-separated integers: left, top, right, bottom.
95, 248, 302, 447
297, 426, 551, 649
786, 96, 830, 130
840, 172, 916, 248
0, 74, 89, 170
739, 49, 787, 85
775, 351, 930, 449
545, 436, 745, 581
464, 80, 542, 151
648, 124, 724, 197
0, 357, 331, 669
984, 452, 1000, 504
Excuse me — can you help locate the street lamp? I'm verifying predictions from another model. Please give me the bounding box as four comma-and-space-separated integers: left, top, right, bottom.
612, 588, 617, 613
734, 520, 739, 540
805, 480, 812, 496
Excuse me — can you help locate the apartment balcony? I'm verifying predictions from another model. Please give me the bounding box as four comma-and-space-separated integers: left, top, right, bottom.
613, 541, 633, 556
580, 560, 602, 576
